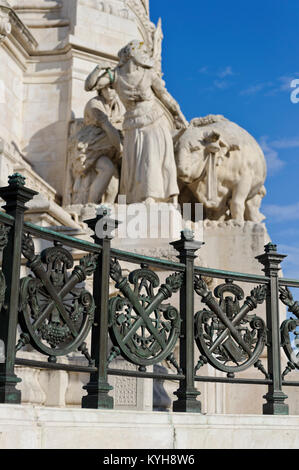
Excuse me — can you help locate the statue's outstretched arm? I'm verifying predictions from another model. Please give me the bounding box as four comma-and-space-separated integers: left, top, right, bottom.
85, 65, 112, 92
151, 73, 188, 128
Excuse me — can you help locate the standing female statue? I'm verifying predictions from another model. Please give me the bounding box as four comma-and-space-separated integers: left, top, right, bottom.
86, 40, 188, 204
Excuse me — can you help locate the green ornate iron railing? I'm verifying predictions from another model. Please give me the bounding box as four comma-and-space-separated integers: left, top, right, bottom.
0, 173, 298, 414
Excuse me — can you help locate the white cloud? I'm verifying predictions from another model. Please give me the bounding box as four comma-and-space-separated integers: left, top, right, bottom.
265, 74, 299, 96
277, 244, 299, 279
240, 74, 299, 97
218, 66, 234, 78
278, 75, 298, 92
259, 135, 299, 176
276, 228, 299, 238
199, 66, 209, 74
240, 82, 273, 96
198, 65, 234, 90
259, 136, 285, 175
240, 83, 265, 96
213, 79, 230, 89
270, 137, 299, 149
263, 202, 299, 222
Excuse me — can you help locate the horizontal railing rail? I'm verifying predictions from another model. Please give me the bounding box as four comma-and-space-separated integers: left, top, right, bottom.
279, 278, 299, 288
0, 211, 14, 226
24, 221, 102, 254
0, 173, 298, 415
194, 265, 270, 284
111, 247, 186, 272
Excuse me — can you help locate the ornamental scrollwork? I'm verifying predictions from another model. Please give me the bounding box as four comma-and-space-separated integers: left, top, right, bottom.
108, 259, 182, 368
279, 286, 299, 377
0, 224, 10, 250
194, 277, 268, 376
18, 233, 97, 361
0, 224, 10, 312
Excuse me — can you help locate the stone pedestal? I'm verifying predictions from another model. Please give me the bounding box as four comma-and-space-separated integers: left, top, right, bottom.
1, 405, 299, 449
200, 219, 270, 274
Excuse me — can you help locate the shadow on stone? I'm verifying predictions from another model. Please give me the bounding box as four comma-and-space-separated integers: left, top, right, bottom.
153, 364, 171, 412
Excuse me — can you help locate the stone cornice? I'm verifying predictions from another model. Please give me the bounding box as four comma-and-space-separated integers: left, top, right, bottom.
11, 1, 62, 12
0, 5, 38, 51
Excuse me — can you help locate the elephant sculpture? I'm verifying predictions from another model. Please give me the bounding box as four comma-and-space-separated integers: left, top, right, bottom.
175, 115, 267, 222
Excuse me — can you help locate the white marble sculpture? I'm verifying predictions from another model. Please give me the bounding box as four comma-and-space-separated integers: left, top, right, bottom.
175, 115, 267, 222
66, 79, 125, 205
93, 39, 188, 204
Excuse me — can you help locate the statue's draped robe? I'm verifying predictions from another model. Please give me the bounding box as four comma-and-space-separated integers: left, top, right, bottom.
114, 68, 179, 203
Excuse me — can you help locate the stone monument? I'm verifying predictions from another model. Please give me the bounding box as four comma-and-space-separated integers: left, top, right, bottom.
0, 0, 296, 416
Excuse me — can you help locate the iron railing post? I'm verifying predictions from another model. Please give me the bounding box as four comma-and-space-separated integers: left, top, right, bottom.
82, 208, 118, 409
171, 230, 203, 413
0, 174, 37, 404
256, 242, 289, 415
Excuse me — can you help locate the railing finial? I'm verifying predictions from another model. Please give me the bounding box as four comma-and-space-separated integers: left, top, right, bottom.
264, 242, 277, 253
8, 173, 26, 188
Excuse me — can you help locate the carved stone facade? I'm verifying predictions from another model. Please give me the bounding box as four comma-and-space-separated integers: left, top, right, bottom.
1, 0, 160, 198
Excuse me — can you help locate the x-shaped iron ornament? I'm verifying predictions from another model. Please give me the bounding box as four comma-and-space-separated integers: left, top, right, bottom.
194, 277, 268, 376
18, 233, 97, 358
108, 259, 182, 367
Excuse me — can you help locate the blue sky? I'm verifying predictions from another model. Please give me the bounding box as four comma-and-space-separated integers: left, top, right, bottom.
150, 0, 299, 278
